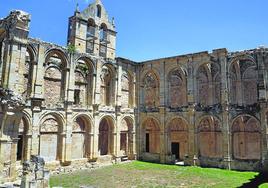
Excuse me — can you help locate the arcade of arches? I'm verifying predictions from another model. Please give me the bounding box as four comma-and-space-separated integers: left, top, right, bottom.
1, 4, 268, 183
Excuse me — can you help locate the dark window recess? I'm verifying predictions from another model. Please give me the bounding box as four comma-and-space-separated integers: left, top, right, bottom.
97, 5, 102, 18
146, 133, 150, 152
86, 41, 94, 54
17, 135, 23, 161
99, 45, 107, 57
171, 142, 180, 160
74, 89, 80, 105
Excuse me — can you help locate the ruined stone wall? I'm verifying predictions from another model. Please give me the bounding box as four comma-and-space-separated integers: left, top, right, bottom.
136, 48, 268, 171
1, 3, 268, 184
0, 10, 136, 182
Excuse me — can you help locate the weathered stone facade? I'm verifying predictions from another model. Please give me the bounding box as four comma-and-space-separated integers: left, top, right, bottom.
0, 0, 268, 183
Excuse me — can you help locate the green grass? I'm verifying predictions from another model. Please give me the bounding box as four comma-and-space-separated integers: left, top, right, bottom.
50, 161, 260, 188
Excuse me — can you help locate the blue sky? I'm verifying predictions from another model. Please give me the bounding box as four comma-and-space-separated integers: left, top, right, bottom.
1, 0, 268, 61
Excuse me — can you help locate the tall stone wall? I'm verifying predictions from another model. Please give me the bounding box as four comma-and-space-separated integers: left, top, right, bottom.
137, 48, 268, 171
0, 1, 268, 184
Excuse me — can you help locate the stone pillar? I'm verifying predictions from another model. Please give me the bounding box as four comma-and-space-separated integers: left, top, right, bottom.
92, 109, 100, 158
63, 111, 73, 164
216, 49, 232, 170
116, 64, 122, 107
88, 133, 94, 159
66, 53, 75, 104
187, 107, 195, 166
115, 115, 121, 157
159, 107, 166, 163
30, 108, 41, 156
25, 134, 32, 161
0, 88, 25, 182
186, 58, 196, 165
21, 155, 50, 188
112, 132, 117, 157
159, 62, 166, 106
94, 61, 102, 106
260, 103, 268, 171
33, 45, 45, 99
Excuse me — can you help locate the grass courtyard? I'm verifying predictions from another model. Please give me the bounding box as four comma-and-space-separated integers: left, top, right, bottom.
50, 161, 268, 188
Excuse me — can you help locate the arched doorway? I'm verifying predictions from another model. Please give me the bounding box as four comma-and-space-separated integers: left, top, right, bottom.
197, 116, 223, 158
167, 118, 188, 160
17, 117, 29, 162
72, 116, 92, 159
39, 114, 63, 162
232, 115, 261, 160
120, 117, 134, 156
142, 118, 160, 154
98, 117, 115, 156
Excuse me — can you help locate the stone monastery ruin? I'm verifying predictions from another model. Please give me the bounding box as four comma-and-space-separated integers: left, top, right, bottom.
0, 0, 268, 182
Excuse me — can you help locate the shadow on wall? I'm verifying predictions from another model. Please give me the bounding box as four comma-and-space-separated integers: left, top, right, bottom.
238, 172, 268, 188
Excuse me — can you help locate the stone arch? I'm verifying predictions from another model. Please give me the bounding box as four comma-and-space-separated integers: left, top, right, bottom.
100, 64, 116, 106
99, 23, 108, 56
167, 117, 189, 160
120, 116, 134, 156
197, 116, 223, 158
228, 54, 256, 70
167, 68, 187, 108
98, 116, 116, 156
196, 63, 212, 106
74, 57, 95, 106
231, 115, 261, 160
228, 55, 257, 105
141, 70, 160, 109
17, 115, 31, 162
86, 18, 97, 53
242, 66, 257, 105
39, 113, 64, 162
71, 114, 93, 160
45, 48, 69, 67
121, 70, 134, 108
141, 117, 160, 154
22, 46, 36, 99
211, 62, 221, 104
44, 49, 68, 107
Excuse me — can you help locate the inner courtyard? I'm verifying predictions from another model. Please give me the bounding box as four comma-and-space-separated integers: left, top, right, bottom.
0, 0, 268, 184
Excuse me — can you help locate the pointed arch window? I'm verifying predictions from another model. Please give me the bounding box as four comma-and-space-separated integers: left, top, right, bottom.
97, 5, 102, 18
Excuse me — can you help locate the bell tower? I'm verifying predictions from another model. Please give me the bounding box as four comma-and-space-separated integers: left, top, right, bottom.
67, 0, 116, 60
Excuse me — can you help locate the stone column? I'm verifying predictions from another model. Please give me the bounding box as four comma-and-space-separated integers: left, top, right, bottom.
0, 89, 24, 181
215, 49, 231, 170
260, 103, 268, 171
92, 110, 100, 158
93, 61, 102, 106
159, 107, 166, 163
24, 134, 32, 161
116, 64, 122, 107
63, 111, 73, 164
66, 53, 75, 104
88, 133, 94, 159
33, 45, 45, 99
115, 115, 121, 157
30, 106, 41, 156
187, 107, 195, 166
186, 58, 196, 165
